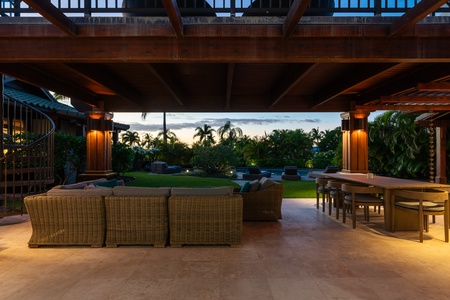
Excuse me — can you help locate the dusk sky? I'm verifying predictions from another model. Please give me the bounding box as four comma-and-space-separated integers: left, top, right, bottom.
113, 111, 384, 145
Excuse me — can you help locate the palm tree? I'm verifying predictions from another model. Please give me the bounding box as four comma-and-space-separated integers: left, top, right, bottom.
193, 124, 216, 146
121, 131, 140, 146
157, 128, 178, 144
218, 121, 243, 144
140, 133, 154, 149
309, 127, 323, 147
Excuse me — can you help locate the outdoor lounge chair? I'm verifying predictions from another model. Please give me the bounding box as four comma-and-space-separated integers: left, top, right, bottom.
281, 166, 301, 180
242, 166, 271, 180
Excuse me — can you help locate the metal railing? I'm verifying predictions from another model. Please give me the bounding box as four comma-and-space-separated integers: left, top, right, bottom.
1, 94, 55, 217
1, 0, 449, 17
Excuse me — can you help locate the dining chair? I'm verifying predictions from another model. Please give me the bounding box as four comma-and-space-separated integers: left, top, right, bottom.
341, 183, 384, 229
315, 178, 329, 213
327, 180, 347, 219
391, 189, 449, 243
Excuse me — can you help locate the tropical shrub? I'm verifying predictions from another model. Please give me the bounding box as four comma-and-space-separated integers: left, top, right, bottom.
54, 132, 86, 184
191, 145, 238, 176
112, 142, 135, 176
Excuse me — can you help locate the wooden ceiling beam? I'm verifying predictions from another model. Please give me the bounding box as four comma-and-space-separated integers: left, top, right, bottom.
225, 63, 235, 110
417, 82, 450, 92
64, 63, 143, 107
390, 0, 449, 37
22, 0, 77, 37
162, 0, 184, 38
143, 64, 185, 107
283, 0, 311, 38
2, 36, 450, 63
269, 63, 317, 109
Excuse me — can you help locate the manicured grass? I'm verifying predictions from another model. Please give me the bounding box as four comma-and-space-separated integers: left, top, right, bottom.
124, 171, 317, 198
124, 172, 241, 188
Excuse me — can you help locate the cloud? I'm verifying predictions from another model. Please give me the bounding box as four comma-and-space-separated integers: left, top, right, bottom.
126, 116, 321, 132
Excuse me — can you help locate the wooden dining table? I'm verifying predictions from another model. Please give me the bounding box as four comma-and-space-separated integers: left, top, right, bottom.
311, 172, 450, 231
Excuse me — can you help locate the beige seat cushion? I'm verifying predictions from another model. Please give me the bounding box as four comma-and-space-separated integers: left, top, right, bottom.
112, 186, 171, 197
171, 186, 233, 196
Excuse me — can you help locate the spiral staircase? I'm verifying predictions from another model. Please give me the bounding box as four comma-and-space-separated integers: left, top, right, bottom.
1, 93, 55, 218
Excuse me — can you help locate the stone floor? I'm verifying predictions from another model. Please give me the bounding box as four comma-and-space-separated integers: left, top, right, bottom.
1, 198, 450, 300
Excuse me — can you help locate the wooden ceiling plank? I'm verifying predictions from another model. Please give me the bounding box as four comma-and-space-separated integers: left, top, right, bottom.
269, 63, 317, 109
22, 0, 77, 37
390, 0, 449, 37
312, 63, 399, 109
65, 63, 142, 106
162, 0, 184, 38
417, 82, 450, 92
283, 0, 312, 38
225, 63, 235, 110
143, 64, 185, 106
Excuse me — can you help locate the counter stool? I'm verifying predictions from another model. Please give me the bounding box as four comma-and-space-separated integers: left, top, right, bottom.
341, 183, 384, 229
315, 178, 329, 213
392, 189, 449, 243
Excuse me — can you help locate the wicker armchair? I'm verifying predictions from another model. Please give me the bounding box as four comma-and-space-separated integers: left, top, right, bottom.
240, 183, 284, 221
105, 196, 169, 247
168, 194, 243, 247
24, 194, 106, 247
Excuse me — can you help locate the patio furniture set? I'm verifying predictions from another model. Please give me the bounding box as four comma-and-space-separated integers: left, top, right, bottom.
24, 177, 283, 248
311, 171, 450, 243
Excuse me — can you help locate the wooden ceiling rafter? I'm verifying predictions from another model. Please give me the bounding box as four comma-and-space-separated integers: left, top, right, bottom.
225, 63, 235, 110
143, 64, 185, 107
269, 63, 317, 109
162, 0, 184, 38
380, 95, 450, 103
355, 104, 450, 112
311, 63, 400, 110
22, 0, 77, 37
282, 0, 312, 38
0, 63, 99, 106
389, 0, 449, 37
357, 63, 450, 105
417, 82, 450, 92
64, 63, 143, 107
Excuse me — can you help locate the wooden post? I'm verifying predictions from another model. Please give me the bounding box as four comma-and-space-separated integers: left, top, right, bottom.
341, 112, 369, 173
78, 111, 117, 181
435, 126, 447, 184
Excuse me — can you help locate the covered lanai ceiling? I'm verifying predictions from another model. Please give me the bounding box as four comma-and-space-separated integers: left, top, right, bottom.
1, 0, 450, 114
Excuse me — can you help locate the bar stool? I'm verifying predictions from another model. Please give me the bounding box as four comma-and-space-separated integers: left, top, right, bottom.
327, 180, 347, 219
315, 178, 329, 212
391, 189, 449, 243
341, 183, 384, 229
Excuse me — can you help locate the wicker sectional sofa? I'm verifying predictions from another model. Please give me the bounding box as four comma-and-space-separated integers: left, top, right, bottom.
24, 183, 243, 248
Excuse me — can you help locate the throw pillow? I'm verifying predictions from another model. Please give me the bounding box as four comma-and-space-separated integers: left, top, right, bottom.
260, 177, 276, 190
240, 182, 251, 192
95, 179, 118, 188
248, 179, 260, 192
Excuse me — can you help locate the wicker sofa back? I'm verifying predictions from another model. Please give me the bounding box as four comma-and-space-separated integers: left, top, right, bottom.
24, 184, 242, 248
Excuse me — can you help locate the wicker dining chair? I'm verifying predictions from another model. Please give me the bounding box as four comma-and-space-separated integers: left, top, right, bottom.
315, 177, 330, 213
341, 183, 384, 229
391, 189, 449, 243
327, 180, 347, 219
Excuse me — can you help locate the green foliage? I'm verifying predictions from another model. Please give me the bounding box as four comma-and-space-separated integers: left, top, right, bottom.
311, 150, 336, 169
368, 111, 429, 179
191, 145, 238, 175
54, 132, 86, 184
158, 141, 193, 167
112, 142, 135, 176
317, 128, 341, 152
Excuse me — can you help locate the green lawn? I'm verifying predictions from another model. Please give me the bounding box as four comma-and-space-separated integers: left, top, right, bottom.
124, 171, 316, 198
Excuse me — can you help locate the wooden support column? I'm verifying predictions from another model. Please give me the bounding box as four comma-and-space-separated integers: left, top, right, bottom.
435, 126, 447, 184
78, 111, 117, 181
341, 112, 369, 173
